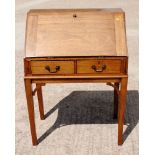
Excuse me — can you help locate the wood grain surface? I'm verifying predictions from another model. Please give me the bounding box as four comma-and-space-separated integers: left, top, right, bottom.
25, 9, 127, 57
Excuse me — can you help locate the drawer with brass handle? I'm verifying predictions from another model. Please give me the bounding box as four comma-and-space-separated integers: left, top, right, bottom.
77, 59, 123, 74
30, 61, 74, 75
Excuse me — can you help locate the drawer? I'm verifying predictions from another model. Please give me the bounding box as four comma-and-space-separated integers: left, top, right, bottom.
77, 59, 122, 74
31, 61, 74, 75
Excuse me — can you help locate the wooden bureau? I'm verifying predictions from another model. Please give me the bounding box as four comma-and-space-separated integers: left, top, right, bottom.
24, 9, 128, 146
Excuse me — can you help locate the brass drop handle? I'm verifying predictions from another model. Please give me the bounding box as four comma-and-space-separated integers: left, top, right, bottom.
91, 64, 106, 72
73, 14, 77, 18
45, 65, 60, 73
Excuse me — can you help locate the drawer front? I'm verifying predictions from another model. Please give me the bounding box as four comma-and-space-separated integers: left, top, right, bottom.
77, 59, 122, 74
31, 61, 74, 75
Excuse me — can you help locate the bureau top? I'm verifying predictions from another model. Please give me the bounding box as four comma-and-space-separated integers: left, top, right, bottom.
25, 9, 128, 57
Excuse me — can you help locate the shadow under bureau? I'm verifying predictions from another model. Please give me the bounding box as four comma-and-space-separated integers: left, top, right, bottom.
24, 9, 128, 146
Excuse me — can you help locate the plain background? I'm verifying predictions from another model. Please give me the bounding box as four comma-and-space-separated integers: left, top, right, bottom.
0, 0, 155, 154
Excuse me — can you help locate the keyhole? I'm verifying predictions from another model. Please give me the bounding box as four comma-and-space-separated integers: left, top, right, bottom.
73, 14, 77, 18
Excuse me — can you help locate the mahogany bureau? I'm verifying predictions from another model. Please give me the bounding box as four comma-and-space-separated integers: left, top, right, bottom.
24, 9, 128, 146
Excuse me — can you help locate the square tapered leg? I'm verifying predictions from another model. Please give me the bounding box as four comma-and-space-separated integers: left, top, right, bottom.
36, 84, 45, 120
24, 79, 38, 145
118, 77, 128, 145
113, 83, 119, 119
